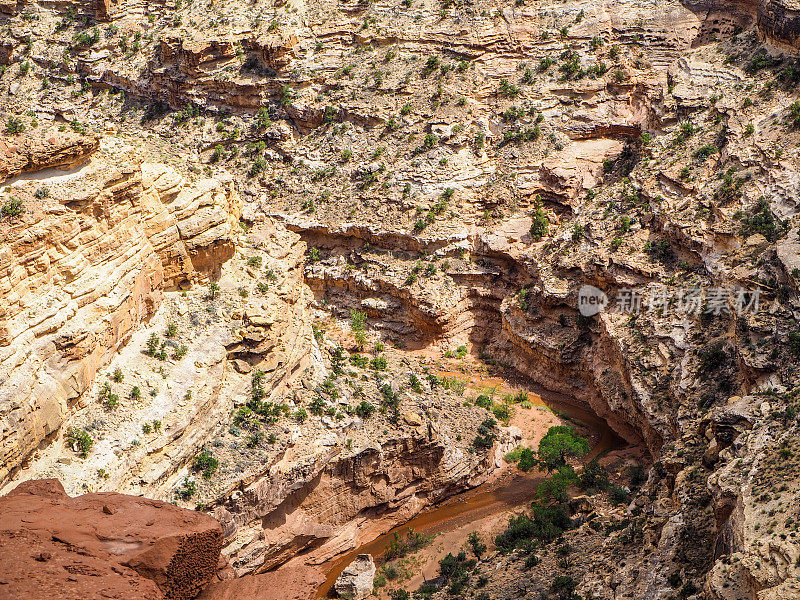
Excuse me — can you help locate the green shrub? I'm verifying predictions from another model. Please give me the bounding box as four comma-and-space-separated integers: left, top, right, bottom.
536, 466, 578, 502
467, 531, 486, 557
67, 427, 93, 458
644, 239, 671, 262
498, 78, 521, 97
473, 418, 498, 449
74, 27, 100, 46
5, 117, 25, 134
1, 197, 24, 217
580, 458, 609, 492
518, 448, 536, 471
529, 208, 549, 240
789, 332, 800, 356
176, 478, 196, 500
746, 50, 780, 73
99, 382, 119, 409
789, 101, 800, 128
608, 485, 629, 505
384, 528, 432, 560
693, 144, 717, 160
192, 450, 219, 479
495, 502, 571, 550
537, 425, 590, 472
491, 403, 511, 423
355, 401, 375, 418
737, 197, 785, 241
474, 394, 492, 409
698, 342, 727, 376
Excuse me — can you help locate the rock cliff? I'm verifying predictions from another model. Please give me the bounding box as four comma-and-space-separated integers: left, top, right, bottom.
0, 0, 799, 598
0, 146, 242, 485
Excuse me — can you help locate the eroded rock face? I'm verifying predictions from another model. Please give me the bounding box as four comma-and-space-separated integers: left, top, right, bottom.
759, 0, 800, 50
334, 554, 376, 600
0, 156, 241, 485
213, 433, 495, 576
0, 127, 99, 181
0, 479, 223, 600
0, 0, 799, 597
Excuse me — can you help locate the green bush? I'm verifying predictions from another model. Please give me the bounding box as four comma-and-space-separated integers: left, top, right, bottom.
536, 466, 578, 502
176, 478, 196, 500
473, 418, 497, 449
192, 450, 219, 479
537, 425, 590, 472
1, 197, 24, 217
67, 427, 93, 458
518, 448, 536, 471
474, 394, 492, 409
698, 342, 727, 376
491, 403, 511, 423
74, 27, 100, 46
608, 485, 629, 505
5, 117, 25, 134
737, 197, 785, 241
789, 101, 800, 128
580, 458, 609, 492
498, 78, 521, 97
495, 502, 571, 550
355, 400, 375, 418
693, 144, 717, 160
789, 332, 800, 356
99, 382, 119, 409
529, 208, 549, 240
467, 531, 486, 557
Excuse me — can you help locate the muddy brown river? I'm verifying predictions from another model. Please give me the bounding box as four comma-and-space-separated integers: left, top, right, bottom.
316, 384, 624, 597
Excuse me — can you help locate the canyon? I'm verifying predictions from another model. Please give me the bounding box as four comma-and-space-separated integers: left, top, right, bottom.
1, 0, 800, 599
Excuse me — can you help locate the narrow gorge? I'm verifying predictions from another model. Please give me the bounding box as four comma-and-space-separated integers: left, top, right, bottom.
1, 0, 800, 599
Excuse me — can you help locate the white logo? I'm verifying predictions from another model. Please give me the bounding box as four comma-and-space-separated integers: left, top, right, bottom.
578, 285, 608, 317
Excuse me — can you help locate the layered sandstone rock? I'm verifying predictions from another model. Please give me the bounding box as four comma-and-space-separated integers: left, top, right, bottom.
759, 0, 800, 50
212, 433, 496, 576
0, 0, 798, 598
0, 127, 99, 181
0, 154, 241, 486
0, 478, 223, 600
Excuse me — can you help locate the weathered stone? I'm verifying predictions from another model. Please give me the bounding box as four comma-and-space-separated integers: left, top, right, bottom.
334, 554, 376, 600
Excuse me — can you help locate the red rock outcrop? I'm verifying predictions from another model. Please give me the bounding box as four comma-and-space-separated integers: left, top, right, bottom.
0, 479, 223, 600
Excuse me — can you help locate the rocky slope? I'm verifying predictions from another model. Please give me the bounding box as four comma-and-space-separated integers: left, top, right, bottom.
0, 0, 799, 598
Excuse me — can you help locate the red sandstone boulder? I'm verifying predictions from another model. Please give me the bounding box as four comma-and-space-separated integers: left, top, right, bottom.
0, 479, 223, 600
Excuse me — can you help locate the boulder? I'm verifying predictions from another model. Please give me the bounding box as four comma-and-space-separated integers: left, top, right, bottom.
334, 554, 376, 600
0, 479, 224, 600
